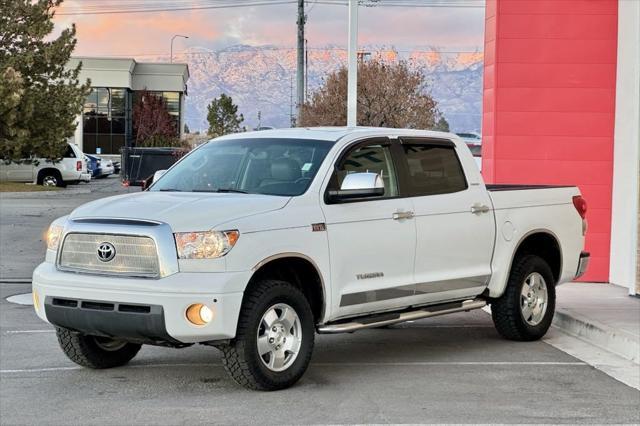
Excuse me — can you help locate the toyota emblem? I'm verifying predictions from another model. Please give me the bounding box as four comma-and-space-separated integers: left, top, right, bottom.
97, 242, 116, 262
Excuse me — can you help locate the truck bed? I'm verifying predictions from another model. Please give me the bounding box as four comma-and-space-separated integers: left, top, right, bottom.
487, 184, 580, 211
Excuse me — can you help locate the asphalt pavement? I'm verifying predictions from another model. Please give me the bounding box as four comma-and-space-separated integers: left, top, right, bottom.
1, 176, 638, 424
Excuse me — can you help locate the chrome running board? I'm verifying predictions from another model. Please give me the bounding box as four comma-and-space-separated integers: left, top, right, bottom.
317, 299, 487, 334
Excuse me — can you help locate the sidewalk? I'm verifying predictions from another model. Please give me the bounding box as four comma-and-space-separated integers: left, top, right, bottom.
545, 282, 640, 389
553, 282, 639, 364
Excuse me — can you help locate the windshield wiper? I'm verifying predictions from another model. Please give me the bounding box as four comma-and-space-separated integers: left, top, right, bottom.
159, 188, 182, 192
192, 188, 249, 194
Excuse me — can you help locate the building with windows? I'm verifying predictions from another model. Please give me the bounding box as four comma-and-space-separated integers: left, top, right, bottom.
66, 57, 189, 156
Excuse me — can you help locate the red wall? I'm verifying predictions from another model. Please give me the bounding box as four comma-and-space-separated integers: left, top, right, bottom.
482, 0, 618, 282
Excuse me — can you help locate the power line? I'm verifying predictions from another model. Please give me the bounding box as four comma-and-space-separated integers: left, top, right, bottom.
57, 1, 297, 15
57, 0, 483, 15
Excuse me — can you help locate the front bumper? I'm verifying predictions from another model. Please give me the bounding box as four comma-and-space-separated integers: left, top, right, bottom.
44, 297, 181, 346
575, 251, 590, 279
32, 262, 251, 344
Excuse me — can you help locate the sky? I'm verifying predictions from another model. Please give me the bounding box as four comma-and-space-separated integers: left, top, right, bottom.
53, 1, 486, 59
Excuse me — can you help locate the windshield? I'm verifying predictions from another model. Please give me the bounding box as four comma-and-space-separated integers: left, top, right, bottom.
150, 137, 334, 196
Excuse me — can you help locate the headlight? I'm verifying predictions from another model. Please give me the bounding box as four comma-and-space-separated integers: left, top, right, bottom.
174, 230, 239, 259
46, 225, 63, 251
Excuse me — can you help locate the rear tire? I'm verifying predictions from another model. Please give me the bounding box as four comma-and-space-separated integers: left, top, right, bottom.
37, 170, 65, 187
491, 255, 556, 341
55, 327, 141, 369
219, 279, 315, 391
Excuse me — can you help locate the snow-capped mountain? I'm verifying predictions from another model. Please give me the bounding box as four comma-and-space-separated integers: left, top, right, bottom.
158, 45, 483, 132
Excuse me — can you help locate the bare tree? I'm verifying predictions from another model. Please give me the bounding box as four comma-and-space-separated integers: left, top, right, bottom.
300, 56, 448, 130
133, 90, 180, 147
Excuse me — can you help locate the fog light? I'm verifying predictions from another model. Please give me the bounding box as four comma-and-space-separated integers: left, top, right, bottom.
186, 303, 213, 326
32, 290, 40, 312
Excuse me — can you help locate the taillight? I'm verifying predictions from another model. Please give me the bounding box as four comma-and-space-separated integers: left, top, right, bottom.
76, 160, 82, 171
572, 195, 587, 219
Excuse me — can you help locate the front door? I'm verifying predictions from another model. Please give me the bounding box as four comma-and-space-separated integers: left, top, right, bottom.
321, 138, 416, 319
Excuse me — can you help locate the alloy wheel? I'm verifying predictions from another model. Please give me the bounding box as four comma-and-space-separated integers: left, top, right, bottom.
520, 272, 548, 326
256, 303, 302, 372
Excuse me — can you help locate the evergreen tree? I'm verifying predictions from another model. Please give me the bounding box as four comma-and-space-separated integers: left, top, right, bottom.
434, 116, 450, 132
184, 123, 190, 134
207, 94, 244, 138
0, 0, 90, 162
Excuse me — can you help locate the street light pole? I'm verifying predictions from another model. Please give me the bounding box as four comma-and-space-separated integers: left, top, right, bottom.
346, 0, 358, 127
170, 34, 189, 63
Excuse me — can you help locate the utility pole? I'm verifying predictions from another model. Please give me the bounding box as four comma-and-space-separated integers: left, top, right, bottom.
296, 0, 305, 123
305, 38, 309, 103
346, 0, 358, 127
290, 75, 295, 127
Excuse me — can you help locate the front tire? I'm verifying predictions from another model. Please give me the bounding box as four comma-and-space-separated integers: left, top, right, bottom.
55, 327, 141, 369
219, 279, 315, 391
491, 255, 556, 341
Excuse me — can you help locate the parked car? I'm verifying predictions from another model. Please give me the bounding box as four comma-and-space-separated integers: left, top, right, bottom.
456, 133, 482, 171
100, 158, 115, 177
34, 128, 589, 390
0, 143, 91, 187
84, 155, 101, 178
85, 154, 113, 178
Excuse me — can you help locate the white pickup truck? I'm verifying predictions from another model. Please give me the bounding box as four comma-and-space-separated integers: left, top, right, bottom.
33, 128, 589, 390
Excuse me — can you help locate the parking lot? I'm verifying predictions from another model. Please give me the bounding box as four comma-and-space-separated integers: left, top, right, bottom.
1, 178, 638, 424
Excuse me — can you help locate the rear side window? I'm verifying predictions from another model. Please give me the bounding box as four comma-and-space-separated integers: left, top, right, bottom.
64, 145, 76, 158
402, 143, 467, 196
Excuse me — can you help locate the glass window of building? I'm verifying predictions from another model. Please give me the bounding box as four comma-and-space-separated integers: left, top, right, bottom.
132, 91, 181, 143
82, 88, 129, 155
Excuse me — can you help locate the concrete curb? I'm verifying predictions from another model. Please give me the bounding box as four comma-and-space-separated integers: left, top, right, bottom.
553, 308, 640, 364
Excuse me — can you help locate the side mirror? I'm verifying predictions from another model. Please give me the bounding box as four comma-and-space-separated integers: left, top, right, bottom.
327, 172, 384, 203
142, 169, 167, 191
152, 169, 167, 183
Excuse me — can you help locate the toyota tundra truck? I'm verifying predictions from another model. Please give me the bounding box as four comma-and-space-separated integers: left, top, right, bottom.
32, 127, 590, 390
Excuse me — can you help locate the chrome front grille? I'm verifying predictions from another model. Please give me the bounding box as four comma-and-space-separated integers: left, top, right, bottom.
58, 233, 160, 278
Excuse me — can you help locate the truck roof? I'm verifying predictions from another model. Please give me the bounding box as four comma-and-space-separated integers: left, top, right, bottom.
215, 127, 458, 143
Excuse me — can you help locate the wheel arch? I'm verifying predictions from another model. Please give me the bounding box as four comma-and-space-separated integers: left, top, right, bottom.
247, 253, 327, 324
510, 230, 563, 285
487, 229, 564, 299
37, 167, 62, 184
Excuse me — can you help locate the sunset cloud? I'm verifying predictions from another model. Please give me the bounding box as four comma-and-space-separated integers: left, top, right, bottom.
53, 1, 484, 58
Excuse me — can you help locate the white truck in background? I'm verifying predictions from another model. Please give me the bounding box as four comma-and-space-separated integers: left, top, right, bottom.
0, 143, 90, 187
33, 128, 589, 390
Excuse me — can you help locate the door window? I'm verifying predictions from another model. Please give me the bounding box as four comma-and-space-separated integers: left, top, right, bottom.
63, 145, 76, 158
402, 143, 467, 196
328, 142, 399, 199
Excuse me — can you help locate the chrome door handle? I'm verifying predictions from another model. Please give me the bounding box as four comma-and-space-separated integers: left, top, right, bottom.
392, 211, 414, 220
471, 204, 490, 214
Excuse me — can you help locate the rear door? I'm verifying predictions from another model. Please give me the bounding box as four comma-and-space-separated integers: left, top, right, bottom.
398, 137, 494, 304
0, 162, 34, 182
321, 137, 416, 319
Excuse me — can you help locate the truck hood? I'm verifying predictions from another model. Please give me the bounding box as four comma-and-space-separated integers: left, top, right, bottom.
68, 191, 291, 232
